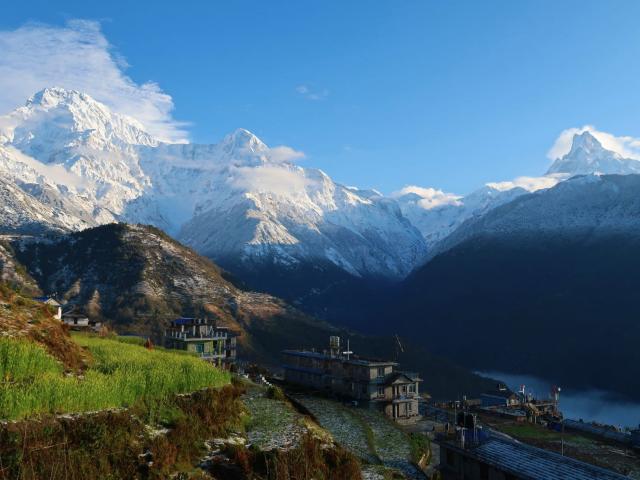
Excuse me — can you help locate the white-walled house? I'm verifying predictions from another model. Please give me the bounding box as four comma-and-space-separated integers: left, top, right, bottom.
33, 296, 62, 320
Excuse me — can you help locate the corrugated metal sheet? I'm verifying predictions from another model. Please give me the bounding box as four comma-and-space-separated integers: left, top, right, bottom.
469, 437, 628, 480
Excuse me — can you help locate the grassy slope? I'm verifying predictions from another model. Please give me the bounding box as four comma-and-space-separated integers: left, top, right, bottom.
0, 330, 229, 420
0, 283, 86, 371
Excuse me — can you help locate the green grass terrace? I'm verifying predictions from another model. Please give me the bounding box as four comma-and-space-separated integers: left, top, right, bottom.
0, 334, 231, 420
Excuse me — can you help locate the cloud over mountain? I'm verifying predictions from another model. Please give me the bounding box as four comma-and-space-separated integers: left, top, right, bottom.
0, 19, 187, 143
547, 125, 640, 161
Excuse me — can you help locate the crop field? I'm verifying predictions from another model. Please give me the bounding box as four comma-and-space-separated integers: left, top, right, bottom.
293, 395, 378, 463
292, 395, 422, 478
242, 386, 308, 450
0, 334, 230, 420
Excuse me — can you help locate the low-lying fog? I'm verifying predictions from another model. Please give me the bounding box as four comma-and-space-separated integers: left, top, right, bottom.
479, 371, 640, 429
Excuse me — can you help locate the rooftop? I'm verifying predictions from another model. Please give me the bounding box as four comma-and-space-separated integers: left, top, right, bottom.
439, 435, 628, 480
385, 371, 422, 384
481, 389, 517, 399
33, 296, 61, 306
282, 349, 398, 367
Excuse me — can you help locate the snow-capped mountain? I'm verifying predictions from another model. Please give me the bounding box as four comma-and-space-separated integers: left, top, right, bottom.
394, 184, 537, 250
394, 130, 640, 253
547, 130, 640, 176
0, 88, 426, 279
2, 88, 639, 282
431, 174, 640, 256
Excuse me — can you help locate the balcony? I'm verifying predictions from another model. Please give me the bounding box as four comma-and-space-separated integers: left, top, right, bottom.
165, 330, 228, 340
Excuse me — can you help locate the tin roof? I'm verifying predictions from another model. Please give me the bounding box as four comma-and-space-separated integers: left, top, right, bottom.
440, 436, 627, 480
282, 349, 398, 367
172, 317, 197, 325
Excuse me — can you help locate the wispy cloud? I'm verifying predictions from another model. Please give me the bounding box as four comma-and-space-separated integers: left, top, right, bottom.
267, 145, 305, 163
295, 84, 329, 101
230, 165, 309, 197
0, 19, 188, 142
391, 186, 462, 209
486, 175, 562, 193
548, 125, 640, 161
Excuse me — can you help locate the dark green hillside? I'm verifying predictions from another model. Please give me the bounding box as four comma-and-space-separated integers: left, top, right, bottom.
394, 233, 640, 400
217, 257, 393, 331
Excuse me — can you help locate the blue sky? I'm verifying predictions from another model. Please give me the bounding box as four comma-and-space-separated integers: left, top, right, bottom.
2, 1, 640, 194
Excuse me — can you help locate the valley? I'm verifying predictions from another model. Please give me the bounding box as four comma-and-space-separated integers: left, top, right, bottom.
0, 87, 639, 422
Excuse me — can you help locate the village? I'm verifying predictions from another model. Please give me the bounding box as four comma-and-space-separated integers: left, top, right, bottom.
34, 296, 640, 479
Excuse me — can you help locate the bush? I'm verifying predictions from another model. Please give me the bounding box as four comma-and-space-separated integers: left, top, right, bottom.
408, 432, 430, 464
266, 385, 287, 401
0, 384, 246, 480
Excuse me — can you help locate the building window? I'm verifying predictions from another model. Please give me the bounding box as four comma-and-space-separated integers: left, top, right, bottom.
446, 449, 455, 466
377, 367, 385, 377
377, 386, 385, 397
480, 464, 489, 480
408, 402, 412, 412
408, 384, 416, 393
195, 343, 204, 354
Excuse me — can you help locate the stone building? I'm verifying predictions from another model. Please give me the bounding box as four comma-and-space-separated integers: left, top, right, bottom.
282, 337, 421, 423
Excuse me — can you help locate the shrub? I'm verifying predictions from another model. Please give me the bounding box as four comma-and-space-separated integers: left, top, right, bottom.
408, 432, 431, 464
266, 385, 286, 401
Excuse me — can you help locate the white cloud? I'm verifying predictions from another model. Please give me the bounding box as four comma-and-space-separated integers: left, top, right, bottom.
295, 84, 329, 101
392, 185, 462, 209
0, 20, 187, 142
267, 145, 305, 163
547, 125, 640, 161
486, 175, 563, 193
230, 165, 309, 197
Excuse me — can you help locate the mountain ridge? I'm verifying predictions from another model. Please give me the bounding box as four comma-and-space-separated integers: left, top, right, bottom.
6, 222, 495, 399
0, 87, 427, 280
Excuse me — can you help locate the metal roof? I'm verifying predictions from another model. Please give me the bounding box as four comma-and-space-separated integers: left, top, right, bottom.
442, 436, 628, 480
172, 317, 197, 325
282, 349, 398, 367
384, 371, 422, 385
481, 390, 517, 399
33, 296, 61, 306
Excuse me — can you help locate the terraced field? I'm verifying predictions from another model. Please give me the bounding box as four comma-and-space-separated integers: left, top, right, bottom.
243, 387, 307, 450
292, 395, 424, 478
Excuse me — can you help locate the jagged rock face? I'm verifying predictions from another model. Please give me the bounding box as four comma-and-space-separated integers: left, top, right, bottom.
0, 88, 426, 279
547, 131, 640, 176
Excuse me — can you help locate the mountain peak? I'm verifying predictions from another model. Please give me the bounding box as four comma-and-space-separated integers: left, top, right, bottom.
26, 87, 91, 109
568, 131, 603, 155
221, 128, 265, 149
546, 129, 640, 176
3, 88, 157, 152
216, 128, 269, 164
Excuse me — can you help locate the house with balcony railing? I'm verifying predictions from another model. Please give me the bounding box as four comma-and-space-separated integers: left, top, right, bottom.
164, 317, 237, 367
282, 336, 422, 423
